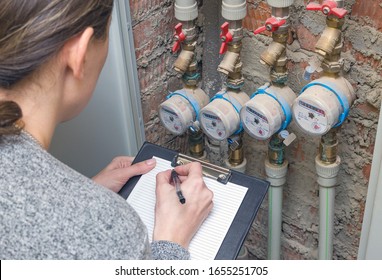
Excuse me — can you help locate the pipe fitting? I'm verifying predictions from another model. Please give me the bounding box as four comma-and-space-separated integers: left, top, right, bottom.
320, 40, 344, 74
265, 159, 288, 187
270, 70, 288, 85
271, 7, 291, 20
188, 127, 205, 158
226, 136, 247, 171
219, 21, 243, 54
227, 77, 245, 89
268, 134, 286, 165
222, 0, 247, 21
267, 0, 295, 8
315, 26, 342, 58
175, 0, 198, 21
218, 51, 240, 76
228, 146, 244, 166
260, 41, 286, 68
315, 155, 341, 187
319, 128, 339, 164
228, 25, 245, 44
225, 157, 247, 173
173, 49, 195, 75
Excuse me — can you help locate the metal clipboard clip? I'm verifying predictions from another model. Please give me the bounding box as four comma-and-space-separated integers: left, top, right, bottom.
171, 153, 232, 185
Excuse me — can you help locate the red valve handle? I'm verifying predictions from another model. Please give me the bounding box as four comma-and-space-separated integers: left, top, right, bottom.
172, 23, 186, 53
254, 17, 287, 35
219, 22, 233, 55
306, 1, 348, 18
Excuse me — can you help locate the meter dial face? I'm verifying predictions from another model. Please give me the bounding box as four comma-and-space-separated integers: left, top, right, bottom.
200, 112, 227, 141
294, 100, 328, 135
159, 107, 185, 135
242, 106, 271, 139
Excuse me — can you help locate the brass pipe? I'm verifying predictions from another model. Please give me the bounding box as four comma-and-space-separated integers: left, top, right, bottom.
172, 16, 206, 155
228, 133, 245, 166
319, 128, 339, 164
260, 41, 286, 68
174, 49, 195, 74
260, 30, 289, 85
217, 20, 246, 166
217, 51, 240, 76
316, 17, 345, 75
268, 134, 286, 165
315, 27, 341, 57
188, 128, 205, 158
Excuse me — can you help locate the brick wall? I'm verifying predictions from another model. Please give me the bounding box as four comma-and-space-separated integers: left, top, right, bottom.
129, 0, 187, 151
130, 0, 381, 259
238, 0, 380, 260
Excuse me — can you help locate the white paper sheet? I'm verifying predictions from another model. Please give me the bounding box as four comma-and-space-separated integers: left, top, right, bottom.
127, 157, 248, 260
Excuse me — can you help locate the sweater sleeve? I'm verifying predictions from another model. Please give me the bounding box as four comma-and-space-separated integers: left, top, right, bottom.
150, 241, 190, 260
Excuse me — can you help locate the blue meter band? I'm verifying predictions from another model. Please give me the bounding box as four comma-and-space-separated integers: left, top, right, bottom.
251, 85, 292, 132
300, 82, 350, 127
210, 91, 244, 135
167, 89, 201, 121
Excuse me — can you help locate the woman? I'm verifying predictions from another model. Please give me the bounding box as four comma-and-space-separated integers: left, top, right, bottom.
0, 0, 213, 259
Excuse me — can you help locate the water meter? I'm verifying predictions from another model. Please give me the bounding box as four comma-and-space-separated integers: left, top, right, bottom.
200, 90, 249, 141
292, 76, 355, 136
241, 84, 295, 140
159, 87, 209, 135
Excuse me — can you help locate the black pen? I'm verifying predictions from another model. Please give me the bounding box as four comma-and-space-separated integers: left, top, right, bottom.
171, 169, 186, 204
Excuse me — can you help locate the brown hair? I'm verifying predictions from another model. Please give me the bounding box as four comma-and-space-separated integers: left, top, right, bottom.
0, 0, 114, 136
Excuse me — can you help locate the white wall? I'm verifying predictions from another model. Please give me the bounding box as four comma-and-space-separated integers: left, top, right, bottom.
49, 1, 144, 177
358, 109, 382, 259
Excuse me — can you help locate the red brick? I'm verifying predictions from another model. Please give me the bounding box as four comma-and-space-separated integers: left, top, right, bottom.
351, 0, 382, 31
132, 19, 153, 48
132, 6, 174, 51
137, 54, 172, 92
362, 163, 371, 181
357, 199, 366, 225
243, 2, 271, 33
295, 25, 319, 51
292, 138, 306, 161
130, 0, 173, 22
343, 40, 382, 76
355, 103, 380, 115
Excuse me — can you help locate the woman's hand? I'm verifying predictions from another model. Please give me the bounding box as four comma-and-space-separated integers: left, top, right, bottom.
92, 156, 156, 193
153, 162, 214, 249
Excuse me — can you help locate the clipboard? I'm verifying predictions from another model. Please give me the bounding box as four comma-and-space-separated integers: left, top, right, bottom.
119, 141, 269, 260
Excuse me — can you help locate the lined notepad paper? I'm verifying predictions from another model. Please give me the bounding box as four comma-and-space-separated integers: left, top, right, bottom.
126, 157, 247, 260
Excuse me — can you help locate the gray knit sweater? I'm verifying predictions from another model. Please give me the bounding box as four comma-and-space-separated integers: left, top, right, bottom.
0, 132, 189, 260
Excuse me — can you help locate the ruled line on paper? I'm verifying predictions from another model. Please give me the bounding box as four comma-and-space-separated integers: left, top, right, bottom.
127, 157, 247, 260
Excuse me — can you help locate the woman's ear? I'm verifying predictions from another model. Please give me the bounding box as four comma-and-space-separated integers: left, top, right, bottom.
62, 27, 95, 79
